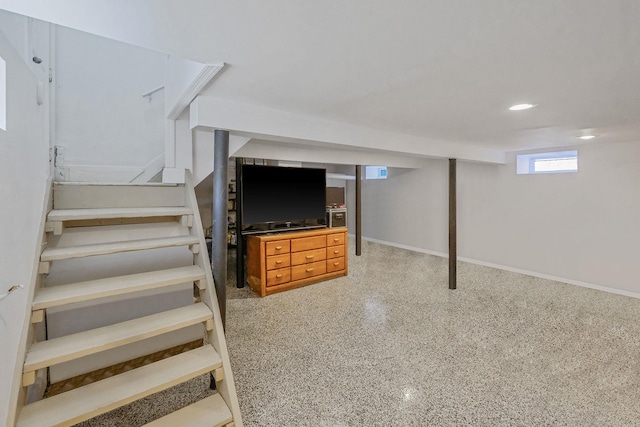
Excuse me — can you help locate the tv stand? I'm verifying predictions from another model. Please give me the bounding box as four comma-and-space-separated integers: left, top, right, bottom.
246, 227, 348, 297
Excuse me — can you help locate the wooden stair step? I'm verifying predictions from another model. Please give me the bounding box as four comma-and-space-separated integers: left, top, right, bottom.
40, 235, 199, 262
47, 206, 192, 221
32, 265, 206, 310
24, 303, 213, 374
144, 394, 233, 427
17, 345, 222, 427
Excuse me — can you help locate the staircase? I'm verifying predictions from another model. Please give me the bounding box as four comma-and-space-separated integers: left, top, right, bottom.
14, 172, 242, 426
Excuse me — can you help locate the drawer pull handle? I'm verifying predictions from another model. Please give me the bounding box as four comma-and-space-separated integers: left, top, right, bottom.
275, 246, 282, 250
275, 260, 283, 264
305, 268, 314, 272
305, 255, 314, 259
334, 262, 339, 266
333, 250, 339, 254
276, 274, 283, 278
333, 238, 340, 242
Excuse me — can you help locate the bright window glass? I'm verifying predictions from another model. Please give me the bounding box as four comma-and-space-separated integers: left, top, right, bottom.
365, 166, 387, 179
533, 157, 577, 172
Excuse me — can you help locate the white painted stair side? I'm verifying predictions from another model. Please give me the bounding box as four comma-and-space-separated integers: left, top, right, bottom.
17, 345, 222, 427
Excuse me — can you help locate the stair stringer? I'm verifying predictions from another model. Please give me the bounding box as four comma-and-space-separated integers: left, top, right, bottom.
6, 178, 52, 427
184, 170, 243, 426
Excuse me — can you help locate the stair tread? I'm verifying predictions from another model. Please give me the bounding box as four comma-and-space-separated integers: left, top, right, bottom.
17, 345, 222, 427
32, 265, 205, 310
48, 207, 192, 221
144, 394, 233, 427
24, 303, 213, 373
40, 235, 199, 261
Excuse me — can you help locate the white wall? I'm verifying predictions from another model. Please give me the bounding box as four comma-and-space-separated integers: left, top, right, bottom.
354, 141, 640, 295
356, 162, 448, 252
0, 11, 28, 64
0, 27, 49, 425
55, 26, 166, 181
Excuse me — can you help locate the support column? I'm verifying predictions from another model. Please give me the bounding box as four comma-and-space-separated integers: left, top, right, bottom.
212, 130, 229, 326
449, 159, 457, 290
355, 165, 362, 256
235, 157, 245, 288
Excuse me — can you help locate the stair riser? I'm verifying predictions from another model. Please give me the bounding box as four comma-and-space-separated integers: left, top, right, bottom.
47, 216, 192, 234
54, 183, 185, 209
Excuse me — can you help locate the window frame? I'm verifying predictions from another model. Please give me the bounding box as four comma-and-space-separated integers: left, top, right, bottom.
517, 150, 578, 175
365, 165, 388, 180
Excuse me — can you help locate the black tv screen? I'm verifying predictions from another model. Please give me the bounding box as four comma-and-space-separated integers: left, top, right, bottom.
242, 165, 326, 227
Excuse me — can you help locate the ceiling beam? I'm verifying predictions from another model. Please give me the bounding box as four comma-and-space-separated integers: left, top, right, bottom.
234, 140, 425, 169
190, 96, 506, 164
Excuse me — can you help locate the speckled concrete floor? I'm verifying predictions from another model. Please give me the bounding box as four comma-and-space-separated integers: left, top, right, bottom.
226, 240, 640, 426
75, 239, 640, 426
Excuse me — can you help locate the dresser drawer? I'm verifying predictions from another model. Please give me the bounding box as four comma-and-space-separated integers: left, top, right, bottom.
291, 260, 326, 281
266, 240, 291, 256
266, 267, 291, 287
266, 253, 290, 270
291, 248, 326, 266
326, 257, 345, 273
327, 245, 345, 259
327, 233, 345, 246
290, 235, 327, 252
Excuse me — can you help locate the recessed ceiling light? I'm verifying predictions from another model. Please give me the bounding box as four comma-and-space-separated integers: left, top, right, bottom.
509, 103, 536, 111
578, 135, 596, 140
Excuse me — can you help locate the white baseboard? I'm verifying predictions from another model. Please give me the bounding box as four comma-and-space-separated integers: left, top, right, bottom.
354, 235, 449, 258
350, 235, 640, 299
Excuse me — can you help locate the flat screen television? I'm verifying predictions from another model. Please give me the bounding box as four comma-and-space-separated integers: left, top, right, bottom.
241, 165, 326, 231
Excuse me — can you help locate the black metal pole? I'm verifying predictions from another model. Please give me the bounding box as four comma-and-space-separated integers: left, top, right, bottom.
449, 159, 457, 290
212, 130, 229, 325
235, 157, 244, 288
355, 165, 362, 256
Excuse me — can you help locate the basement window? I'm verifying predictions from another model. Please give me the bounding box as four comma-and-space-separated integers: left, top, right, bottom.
365, 166, 388, 179
0, 56, 5, 131
516, 150, 578, 174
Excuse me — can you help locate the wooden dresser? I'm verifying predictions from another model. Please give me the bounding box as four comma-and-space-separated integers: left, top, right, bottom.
246, 227, 348, 297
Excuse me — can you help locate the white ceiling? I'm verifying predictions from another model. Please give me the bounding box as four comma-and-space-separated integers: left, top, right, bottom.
3, 0, 640, 154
